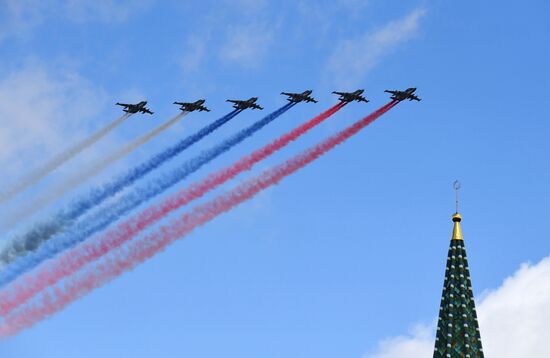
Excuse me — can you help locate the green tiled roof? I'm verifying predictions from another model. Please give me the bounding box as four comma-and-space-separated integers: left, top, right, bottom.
433, 213, 484, 358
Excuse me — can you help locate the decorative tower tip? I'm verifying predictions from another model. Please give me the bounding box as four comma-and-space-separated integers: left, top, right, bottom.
433, 181, 485, 357
451, 181, 464, 241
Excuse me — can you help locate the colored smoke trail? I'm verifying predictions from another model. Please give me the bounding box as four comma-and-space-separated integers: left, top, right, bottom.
0, 113, 130, 204
0, 105, 292, 286
0, 110, 240, 273
0, 102, 396, 336
0, 102, 345, 316
1, 112, 189, 230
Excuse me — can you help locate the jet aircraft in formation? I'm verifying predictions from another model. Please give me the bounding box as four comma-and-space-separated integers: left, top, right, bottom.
384, 88, 421, 102
281, 90, 317, 103
116, 88, 419, 115
115, 101, 154, 115
173, 99, 210, 112
226, 97, 264, 110
332, 89, 369, 103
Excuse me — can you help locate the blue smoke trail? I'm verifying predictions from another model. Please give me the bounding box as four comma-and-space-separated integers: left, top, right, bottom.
0, 104, 294, 286
0, 110, 240, 270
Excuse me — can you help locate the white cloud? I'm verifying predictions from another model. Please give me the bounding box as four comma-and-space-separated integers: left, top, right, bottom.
219, 23, 275, 68
221, 0, 269, 17
477, 256, 550, 357
0, 63, 107, 177
364, 255, 550, 358
0, 0, 153, 43
337, 0, 371, 12
180, 35, 208, 77
326, 8, 426, 88
0, 1, 44, 42
177, 1, 277, 76
63, 0, 154, 23
366, 324, 433, 358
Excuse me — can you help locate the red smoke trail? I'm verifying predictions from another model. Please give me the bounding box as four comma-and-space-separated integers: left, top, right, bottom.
0, 102, 345, 317
0, 101, 396, 336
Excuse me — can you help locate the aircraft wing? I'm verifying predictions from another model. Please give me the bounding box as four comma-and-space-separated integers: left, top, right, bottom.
198, 106, 210, 112
384, 90, 398, 95
252, 103, 264, 110
332, 91, 346, 96
226, 99, 240, 104
409, 95, 421, 101
142, 108, 154, 114
116, 102, 131, 107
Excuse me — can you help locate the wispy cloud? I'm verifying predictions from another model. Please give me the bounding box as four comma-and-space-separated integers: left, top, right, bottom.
0, 63, 107, 178
63, 0, 154, 23
364, 255, 550, 358
176, 0, 279, 78
0, 1, 44, 42
336, 0, 371, 13
326, 8, 426, 88
0, 0, 153, 43
366, 323, 433, 358
221, 0, 269, 17
179, 34, 209, 79
219, 23, 275, 69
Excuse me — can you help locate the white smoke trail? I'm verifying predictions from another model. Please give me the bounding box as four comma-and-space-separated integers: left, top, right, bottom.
1, 112, 188, 229
0, 113, 131, 204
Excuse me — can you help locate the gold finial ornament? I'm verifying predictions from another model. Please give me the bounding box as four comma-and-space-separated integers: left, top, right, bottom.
451, 181, 464, 240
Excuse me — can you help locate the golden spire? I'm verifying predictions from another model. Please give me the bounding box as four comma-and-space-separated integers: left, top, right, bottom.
451, 180, 464, 241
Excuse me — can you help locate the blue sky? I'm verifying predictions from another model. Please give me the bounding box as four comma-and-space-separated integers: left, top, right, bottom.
0, 1, 549, 357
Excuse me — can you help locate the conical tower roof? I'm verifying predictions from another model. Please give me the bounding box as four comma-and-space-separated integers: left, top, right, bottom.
433, 212, 485, 357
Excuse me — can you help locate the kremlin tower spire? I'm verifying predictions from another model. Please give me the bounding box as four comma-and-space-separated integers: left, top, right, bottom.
433, 182, 484, 357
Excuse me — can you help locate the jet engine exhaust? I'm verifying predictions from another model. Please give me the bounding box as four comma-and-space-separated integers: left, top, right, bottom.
0, 102, 345, 317
0, 101, 396, 337
0, 110, 241, 282
0, 104, 295, 288
0, 113, 131, 204
1, 112, 190, 231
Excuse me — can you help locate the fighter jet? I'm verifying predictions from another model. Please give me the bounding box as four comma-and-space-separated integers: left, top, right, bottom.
116, 101, 154, 114
281, 90, 318, 103
384, 88, 421, 102
332, 89, 369, 103
226, 97, 264, 110
173, 99, 210, 112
